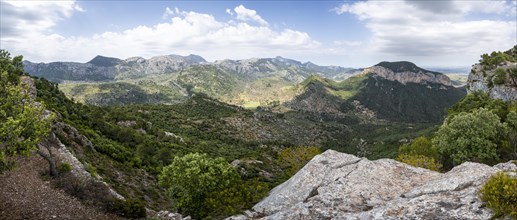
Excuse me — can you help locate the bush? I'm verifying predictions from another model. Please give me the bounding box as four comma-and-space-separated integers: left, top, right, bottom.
111, 199, 147, 218
277, 146, 321, 177
57, 162, 72, 173
396, 154, 442, 171
493, 68, 507, 85
398, 136, 437, 159
204, 180, 269, 219
479, 172, 517, 218
433, 108, 506, 167
159, 152, 241, 218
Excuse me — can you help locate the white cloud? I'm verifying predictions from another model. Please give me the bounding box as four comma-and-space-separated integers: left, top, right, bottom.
162, 7, 175, 19
233, 5, 268, 26
334, 0, 517, 66
1, 0, 82, 37
1, 3, 319, 63
225, 8, 233, 16
74, 4, 86, 12
332, 3, 350, 15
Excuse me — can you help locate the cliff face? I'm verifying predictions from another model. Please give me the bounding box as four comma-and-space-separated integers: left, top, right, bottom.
468, 62, 517, 102
230, 150, 516, 219
364, 65, 452, 86
467, 46, 517, 102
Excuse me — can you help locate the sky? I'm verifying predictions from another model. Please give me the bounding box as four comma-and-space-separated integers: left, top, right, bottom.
0, 0, 516, 68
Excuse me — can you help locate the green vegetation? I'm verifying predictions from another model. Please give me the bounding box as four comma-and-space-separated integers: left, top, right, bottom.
398, 136, 437, 158
111, 199, 147, 218
479, 172, 517, 218
433, 108, 504, 166
277, 146, 321, 177
447, 91, 508, 121
493, 68, 507, 85
0, 50, 54, 172
57, 162, 72, 173
479, 45, 517, 70
396, 137, 442, 171
59, 81, 181, 105
351, 76, 466, 122
159, 153, 261, 219
396, 154, 442, 171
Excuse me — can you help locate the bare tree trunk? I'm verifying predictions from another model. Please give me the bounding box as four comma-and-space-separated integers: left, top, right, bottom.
37, 133, 58, 177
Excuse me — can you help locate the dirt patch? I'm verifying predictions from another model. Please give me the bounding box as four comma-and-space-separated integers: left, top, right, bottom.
0, 155, 124, 220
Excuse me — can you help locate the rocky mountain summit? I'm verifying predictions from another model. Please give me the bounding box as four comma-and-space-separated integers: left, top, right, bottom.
364, 61, 452, 86
229, 150, 516, 219
23, 54, 206, 82
287, 62, 466, 123
24, 55, 356, 83
214, 56, 357, 82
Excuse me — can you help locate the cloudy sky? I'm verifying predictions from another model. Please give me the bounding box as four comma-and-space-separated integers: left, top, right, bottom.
1, 0, 516, 68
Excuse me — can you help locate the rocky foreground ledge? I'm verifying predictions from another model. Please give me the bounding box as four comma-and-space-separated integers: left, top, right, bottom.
230, 150, 517, 219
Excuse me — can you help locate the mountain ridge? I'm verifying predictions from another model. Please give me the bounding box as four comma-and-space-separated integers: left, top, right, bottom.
286, 62, 466, 123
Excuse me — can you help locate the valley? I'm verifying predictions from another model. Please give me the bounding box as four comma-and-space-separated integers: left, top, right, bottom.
3, 45, 517, 219
2, 0, 516, 219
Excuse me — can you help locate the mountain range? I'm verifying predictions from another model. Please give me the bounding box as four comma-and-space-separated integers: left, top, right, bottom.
24, 55, 465, 122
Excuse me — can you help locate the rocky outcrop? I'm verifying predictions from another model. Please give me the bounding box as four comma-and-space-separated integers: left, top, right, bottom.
364, 65, 452, 86
468, 62, 517, 102
231, 150, 516, 219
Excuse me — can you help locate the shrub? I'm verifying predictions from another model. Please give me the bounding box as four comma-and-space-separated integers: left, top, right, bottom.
85, 163, 97, 177
398, 136, 437, 159
433, 108, 506, 167
57, 162, 73, 173
159, 152, 241, 218
277, 146, 321, 177
396, 154, 442, 171
111, 199, 147, 218
479, 172, 517, 218
493, 68, 507, 85
204, 179, 269, 219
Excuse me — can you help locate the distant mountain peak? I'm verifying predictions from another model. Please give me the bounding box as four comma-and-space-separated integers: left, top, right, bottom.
375, 61, 441, 75
87, 55, 122, 67
367, 61, 451, 86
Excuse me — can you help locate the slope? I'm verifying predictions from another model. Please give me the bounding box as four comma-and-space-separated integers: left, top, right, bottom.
288, 62, 467, 123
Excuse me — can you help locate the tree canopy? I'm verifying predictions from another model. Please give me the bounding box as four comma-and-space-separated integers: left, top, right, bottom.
158, 152, 241, 218
433, 108, 505, 166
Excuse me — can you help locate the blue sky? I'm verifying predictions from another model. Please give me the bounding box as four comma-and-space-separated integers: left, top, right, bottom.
1, 0, 516, 68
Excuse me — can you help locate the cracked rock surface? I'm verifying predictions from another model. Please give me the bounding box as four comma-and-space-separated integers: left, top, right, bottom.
240, 150, 517, 220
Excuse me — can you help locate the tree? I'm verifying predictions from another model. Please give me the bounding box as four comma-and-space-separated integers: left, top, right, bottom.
158, 152, 241, 218
0, 50, 54, 172
396, 136, 442, 171
432, 108, 506, 167
447, 92, 508, 122
398, 136, 437, 159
